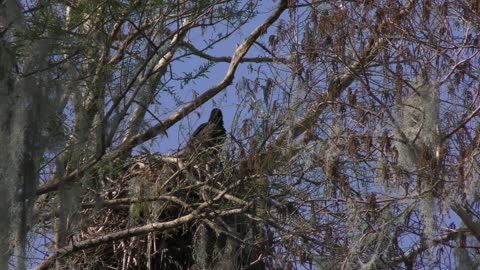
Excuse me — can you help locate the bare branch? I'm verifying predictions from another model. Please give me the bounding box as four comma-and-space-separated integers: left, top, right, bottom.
33, 205, 251, 270
36, 0, 288, 195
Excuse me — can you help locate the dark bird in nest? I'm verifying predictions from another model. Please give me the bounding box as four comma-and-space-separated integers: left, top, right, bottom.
185, 108, 226, 156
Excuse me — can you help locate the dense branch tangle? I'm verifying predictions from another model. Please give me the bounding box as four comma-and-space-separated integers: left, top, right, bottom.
4, 0, 480, 269
234, 0, 480, 269
34, 151, 256, 269
30, 0, 288, 269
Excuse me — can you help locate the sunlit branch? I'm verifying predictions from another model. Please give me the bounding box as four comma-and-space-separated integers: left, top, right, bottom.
33, 205, 252, 270
36, 0, 288, 196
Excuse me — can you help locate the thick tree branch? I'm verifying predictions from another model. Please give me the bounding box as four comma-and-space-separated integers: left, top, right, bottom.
389, 230, 461, 264
119, 0, 287, 153
452, 204, 480, 243
36, 0, 288, 196
33, 205, 251, 270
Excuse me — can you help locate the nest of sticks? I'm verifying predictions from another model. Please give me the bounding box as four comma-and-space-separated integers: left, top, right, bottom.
56, 151, 262, 269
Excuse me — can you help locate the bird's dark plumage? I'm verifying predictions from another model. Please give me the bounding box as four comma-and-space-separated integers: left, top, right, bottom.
186, 108, 226, 155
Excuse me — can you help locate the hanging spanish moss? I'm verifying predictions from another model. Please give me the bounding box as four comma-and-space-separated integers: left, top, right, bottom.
0, 2, 66, 268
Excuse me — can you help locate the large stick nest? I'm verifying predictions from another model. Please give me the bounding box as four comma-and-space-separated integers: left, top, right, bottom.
56, 152, 264, 269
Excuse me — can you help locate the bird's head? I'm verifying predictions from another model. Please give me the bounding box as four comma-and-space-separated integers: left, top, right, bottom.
209, 108, 223, 124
